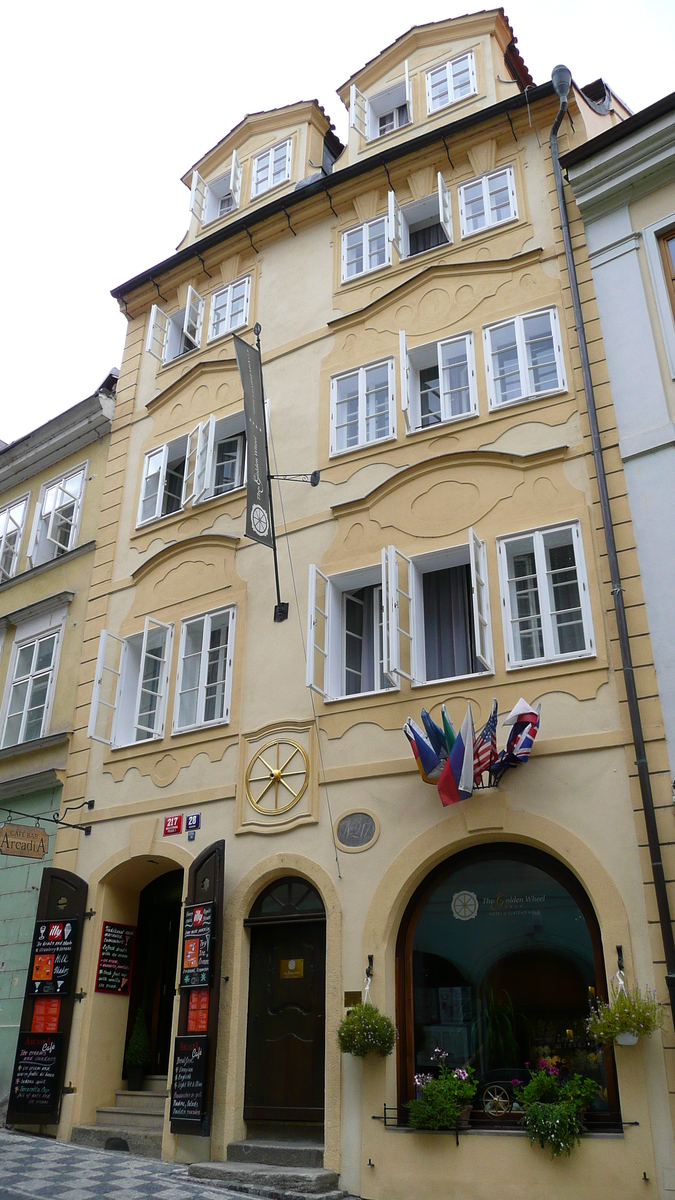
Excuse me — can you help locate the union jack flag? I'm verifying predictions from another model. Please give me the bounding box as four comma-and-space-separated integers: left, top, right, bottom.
473, 699, 498, 784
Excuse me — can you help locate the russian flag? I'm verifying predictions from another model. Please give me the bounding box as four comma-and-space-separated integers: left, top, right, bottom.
447, 704, 475, 801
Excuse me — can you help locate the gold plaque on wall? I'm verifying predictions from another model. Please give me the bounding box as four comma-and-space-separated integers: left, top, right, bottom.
236, 721, 318, 835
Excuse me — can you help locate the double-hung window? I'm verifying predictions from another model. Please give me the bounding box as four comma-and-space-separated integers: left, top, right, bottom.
88, 617, 173, 747
207, 276, 251, 341
306, 564, 393, 699
458, 166, 517, 237
484, 307, 566, 409
251, 139, 292, 197
146, 287, 205, 365
137, 436, 188, 525
498, 523, 594, 666
2, 631, 60, 747
182, 412, 246, 505
174, 607, 235, 731
0, 496, 28, 582
189, 151, 243, 226
350, 61, 413, 141
29, 468, 85, 568
341, 217, 389, 280
330, 360, 395, 454
425, 52, 477, 114
400, 332, 477, 432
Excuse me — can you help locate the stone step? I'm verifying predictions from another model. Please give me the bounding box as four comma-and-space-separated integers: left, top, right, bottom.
95, 1105, 164, 1131
189, 1161, 342, 1199
143, 1074, 169, 1093
70, 1123, 163, 1159
115, 1089, 168, 1114
227, 1140, 324, 1169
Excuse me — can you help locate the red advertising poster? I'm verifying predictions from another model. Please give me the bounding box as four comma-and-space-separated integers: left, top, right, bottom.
187, 988, 209, 1033
163, 814, 183, 837
31, 998, 61, 1033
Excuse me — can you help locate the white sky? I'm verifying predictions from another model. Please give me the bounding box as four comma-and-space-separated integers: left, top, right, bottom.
1, 0, 672, 445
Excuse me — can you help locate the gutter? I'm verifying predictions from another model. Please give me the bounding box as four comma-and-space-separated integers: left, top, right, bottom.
112, 81, 555, 303
549, 66, 675, 1018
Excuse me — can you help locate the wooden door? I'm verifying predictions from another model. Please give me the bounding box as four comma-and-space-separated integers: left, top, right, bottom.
244, 920, 325, 1121
125, 869, 182, 1077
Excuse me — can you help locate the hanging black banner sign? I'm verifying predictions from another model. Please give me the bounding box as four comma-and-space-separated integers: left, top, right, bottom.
180, 902, 213, 988
9, 1031, 63, 1115
27, 918, 78, 997
170, 1034, 207, 1127
96, 922, 136, 994
233, 333, 274, 549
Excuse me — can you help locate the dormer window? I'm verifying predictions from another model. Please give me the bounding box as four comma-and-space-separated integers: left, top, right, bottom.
190, 152, 242, 227
379, 105, 409, 137
251, 139, 293, 198
350, 61, 413, 142
146, 287, 205, 365
426, 51, 477, 114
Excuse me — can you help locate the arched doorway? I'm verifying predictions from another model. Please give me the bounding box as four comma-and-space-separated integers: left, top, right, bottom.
124, 868, 183, 1078
396, 844, 620, 1127
244, 876, 326, 1124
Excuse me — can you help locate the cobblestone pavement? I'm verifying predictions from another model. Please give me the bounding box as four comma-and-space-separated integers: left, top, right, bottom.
0, 1129, 252, 1200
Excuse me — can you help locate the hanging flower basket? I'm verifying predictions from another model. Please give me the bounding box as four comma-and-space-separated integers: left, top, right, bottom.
337, 1002, 396, 1058
586, 979, 664, 1045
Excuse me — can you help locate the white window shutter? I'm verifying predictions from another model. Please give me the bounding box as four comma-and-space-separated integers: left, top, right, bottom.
134, 617, 173, 741
88, 630, 125, 745
507, 164, 518, 220
388, 190, 403, 259
184, 286, 205, 347
182, 422, 202, 507
469, 527, 493, 672
468, 52, 477, 95
194, 414, 216, 501
306, 564, 329, 697
230, 149, 242, 208
146, 304, 169, 361
350, 84, 368, 139
386, 546, 416, 682
380, 548, 390, 678
438, 171, 454, 243
242, 274, 252, 327
189, 171, 207, 223
398, 330, 411, 433
404, 59, 413, 122
388, 358, 396, 438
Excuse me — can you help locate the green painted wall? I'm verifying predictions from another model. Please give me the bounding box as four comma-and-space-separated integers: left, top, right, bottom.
0, 787, 59, 1100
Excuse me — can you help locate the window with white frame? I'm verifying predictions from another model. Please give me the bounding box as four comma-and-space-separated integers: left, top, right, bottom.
306, 531, 492, 698
0, 496, 28, 582
350, 61, 413, 142
182, 412, 246, 505
1, 630, 60, 747
341, 216, 389, 280
458, 166, 517, 237
251, 139, 293, 198
28, 468, 85, 568
400, 331, 477, 432
174, 607, 235, 731
146, 287, 205, 365
330, 360, 395, 454
484, 307, 566, 409
389, 176, 453, 262
189, 151, 243, 226
207, 276, 251, 341
425, 52, 477, 114
137, 436, 188, 525
87, 617, 173, 747
497, 523, 594, 667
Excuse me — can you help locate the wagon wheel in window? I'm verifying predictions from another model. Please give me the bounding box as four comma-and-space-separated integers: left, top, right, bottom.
245, 740, 309, 815
482, 1083, 512, 1117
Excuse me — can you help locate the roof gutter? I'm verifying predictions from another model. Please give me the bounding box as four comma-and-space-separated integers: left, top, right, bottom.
112, 81, 555, 303
550, 66, 675, 1018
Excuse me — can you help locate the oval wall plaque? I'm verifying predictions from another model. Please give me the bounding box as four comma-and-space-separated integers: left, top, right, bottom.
335, 811, 379, 853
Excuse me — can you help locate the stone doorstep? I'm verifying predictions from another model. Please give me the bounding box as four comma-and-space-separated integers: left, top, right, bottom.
70, 1124, 162, 1159
227, 1140, 324, 1168
93, 1105, 165, 1131
115, 1089, 168, 1114
189, 1160, 342, 1198
142, 1075, 169, 1094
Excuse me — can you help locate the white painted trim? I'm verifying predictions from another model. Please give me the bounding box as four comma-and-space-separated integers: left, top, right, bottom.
643, 212, 675, 379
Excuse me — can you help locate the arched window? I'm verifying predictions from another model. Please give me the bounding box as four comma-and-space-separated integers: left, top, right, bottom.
396, 845, 619, 1127
246, 876, 325, 924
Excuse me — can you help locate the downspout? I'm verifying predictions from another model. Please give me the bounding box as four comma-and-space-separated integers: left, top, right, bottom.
549, 65, 675, 1020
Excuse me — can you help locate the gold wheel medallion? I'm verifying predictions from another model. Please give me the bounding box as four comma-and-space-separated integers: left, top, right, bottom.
245, 739, 309, 815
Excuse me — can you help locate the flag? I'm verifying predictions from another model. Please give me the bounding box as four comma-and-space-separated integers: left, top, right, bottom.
437, 754, 462, 806
492, 701, 541, 783
441, 705, 456, 753
473, 699, 498, 784
447, 704, 475, 801
233, 334, 274, 550
421, 709, 448, 759
404, 721, 443, 783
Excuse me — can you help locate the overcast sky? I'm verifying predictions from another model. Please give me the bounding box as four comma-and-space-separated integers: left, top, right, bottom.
1, 0, 672, 445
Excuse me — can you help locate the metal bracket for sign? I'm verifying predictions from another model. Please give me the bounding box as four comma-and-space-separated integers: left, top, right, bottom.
74, 990, 87, 1003
270, 471, 320, 487
62, 1084, 76, 1095
84, 909, 96, 920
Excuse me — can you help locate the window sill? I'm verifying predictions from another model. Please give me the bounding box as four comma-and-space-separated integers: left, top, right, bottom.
340, 258, 392, 287
506, 650, 596, 671
250, 176, 293, 204
411, 669, 492, 688
0, 541, 96, 595
206, 323, 250, 347
487, 386, 567, 413
133, 488, 245, 538
323, 686, 398, 704
425, 88, 480, 121
406, 410, 479, 436
171, 718, 231, 736
329, 434, 397, 460
460, 214, 518, 241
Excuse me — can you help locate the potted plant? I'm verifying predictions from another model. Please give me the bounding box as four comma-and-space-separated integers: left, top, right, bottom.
514, 1059, 598, 1157
125, 1008, 152, 1090
337, 1002, 396, 1058
587, 980, 664, 1046
407, 1051, 478, 1130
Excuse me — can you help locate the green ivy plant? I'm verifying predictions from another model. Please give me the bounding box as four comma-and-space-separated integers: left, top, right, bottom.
515, 1062, 598, 1158
337, 1002, 396, 1058
125, 1008, 152, 1069
407, 1056, 477, 1130
587, 981, 664, 1043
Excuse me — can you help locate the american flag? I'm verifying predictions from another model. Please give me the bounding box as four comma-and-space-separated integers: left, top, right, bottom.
473, 699, 498, 784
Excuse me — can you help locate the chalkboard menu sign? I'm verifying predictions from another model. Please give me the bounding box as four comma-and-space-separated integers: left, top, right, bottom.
9, 1032, 63, 1115
27, 919, 78, 997
95, 922, 136, 994
180, 903, 213, 988
170, 1034, 207, 1128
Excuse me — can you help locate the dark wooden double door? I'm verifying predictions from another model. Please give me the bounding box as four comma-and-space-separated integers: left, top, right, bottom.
244, 920, 325, 1122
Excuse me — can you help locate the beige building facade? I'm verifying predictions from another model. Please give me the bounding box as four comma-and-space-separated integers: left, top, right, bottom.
39, 12, 675, 1200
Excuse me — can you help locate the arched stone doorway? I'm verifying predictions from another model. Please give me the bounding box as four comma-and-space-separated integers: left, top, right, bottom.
123, 868, 183, 1079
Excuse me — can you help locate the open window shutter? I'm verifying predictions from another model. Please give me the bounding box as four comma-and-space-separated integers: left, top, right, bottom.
134, 617, 173, 740
350, 84, 368, 139
146, 304, 169, 361
469, 527, 494, 671
404, 59, 413, 122
398, 330, 410, 433
388, 190, 403, 260
386, 546, 416, 682
380, 548, 390, 678
87, 630, 125, 745
306, 564, 330, 697
189, 171, 208, 223
182, 422, 202, 507
230, 148, 242, 208
438, 171, 453, 243
184, 286, 205, 347
194, 414, 216, 501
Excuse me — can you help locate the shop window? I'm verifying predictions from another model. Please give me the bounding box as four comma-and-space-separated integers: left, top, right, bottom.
87, 617, 173, 747
189, 151, 243, 226
396, 845, 620, 1128
458, 166, 517, 237
146, 287, 205, 364
400, 331, 477, 431
0, 495, 28, 582
28, 467, 85, 567
330, 359, 396, 453
497, 522, 594, 666
349, 61, 413, 142
173, 606, 236, 731
251, 139, 293, 198
425, 52, 477, 114
483, 307, 566, 409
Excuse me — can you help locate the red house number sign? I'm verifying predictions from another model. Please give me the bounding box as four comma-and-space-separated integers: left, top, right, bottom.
163, 814, 183, 837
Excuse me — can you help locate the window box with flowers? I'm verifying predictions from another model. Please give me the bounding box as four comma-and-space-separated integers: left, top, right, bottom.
407, 1048, 478, 1130
514, 1058, 598, 1158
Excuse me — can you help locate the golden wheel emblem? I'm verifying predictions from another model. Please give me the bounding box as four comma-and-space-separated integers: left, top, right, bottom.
245, 740, 309, 815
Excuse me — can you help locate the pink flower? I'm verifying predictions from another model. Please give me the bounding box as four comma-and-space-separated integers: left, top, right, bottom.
511, 1078, 521, 1086
454, 1069, 468, 1080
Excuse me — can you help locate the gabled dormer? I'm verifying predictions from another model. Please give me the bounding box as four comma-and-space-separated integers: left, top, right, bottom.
335, 9, 532, 166
181, 101, 342, 245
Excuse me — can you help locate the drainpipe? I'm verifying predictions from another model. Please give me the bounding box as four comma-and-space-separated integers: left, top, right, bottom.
549, 65, 675, 1021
